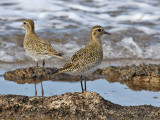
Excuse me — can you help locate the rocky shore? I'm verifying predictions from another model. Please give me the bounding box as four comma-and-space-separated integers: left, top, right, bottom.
2, 64, 160, 119
93, 64, 160, 91
4, 64, 160, 91
0, 92, 160, 120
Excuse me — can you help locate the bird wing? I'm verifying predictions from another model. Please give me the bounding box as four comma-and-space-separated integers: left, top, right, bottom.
58, 44, 102, 73
33, 36, 63, 59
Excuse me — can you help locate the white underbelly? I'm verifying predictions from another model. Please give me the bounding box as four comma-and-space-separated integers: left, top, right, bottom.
65, 63, 100, 77
26, 52, 52, 61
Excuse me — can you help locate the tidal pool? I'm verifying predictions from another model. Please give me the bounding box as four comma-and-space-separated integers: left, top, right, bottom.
1, 74, 160, 107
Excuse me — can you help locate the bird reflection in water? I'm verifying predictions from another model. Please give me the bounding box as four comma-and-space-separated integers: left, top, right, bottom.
34, 78, 44, 97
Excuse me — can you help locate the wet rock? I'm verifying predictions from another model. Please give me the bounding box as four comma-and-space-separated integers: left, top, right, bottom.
119, 64, 160, 83
0, 92, 160, 120
93, 64, 160, 91
4, 67, 79, 84
4, 64, 160, 91
4, 67, 57, 79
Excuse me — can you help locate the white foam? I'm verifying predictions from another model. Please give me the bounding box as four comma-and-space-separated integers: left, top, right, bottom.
0, 50, 14, 62
136, 26, 157, 34
102, 37, 159, 59
1, 0, 160, 31
16, 0, 64, 11
118, 37, 143, 58
0, 42, 27, 62
1, 0, 160, 62
52, 43, 83, 58
1, 35, 160, 63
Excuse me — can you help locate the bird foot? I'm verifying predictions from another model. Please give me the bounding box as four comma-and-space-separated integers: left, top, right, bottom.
82, 90, 87, 93
29, 74, 44, 79
37, 74, 43, 79
29, 74, 37, 79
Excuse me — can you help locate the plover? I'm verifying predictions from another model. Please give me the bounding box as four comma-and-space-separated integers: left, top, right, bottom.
55, 25, 111, 92
22, 19, 63, 78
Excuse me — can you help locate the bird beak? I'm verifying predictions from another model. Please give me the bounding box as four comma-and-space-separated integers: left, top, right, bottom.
104, 31, 111, 35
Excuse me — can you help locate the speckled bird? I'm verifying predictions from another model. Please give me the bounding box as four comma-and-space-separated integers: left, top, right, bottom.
55, 25, 111, 92
22, 19, 63, 78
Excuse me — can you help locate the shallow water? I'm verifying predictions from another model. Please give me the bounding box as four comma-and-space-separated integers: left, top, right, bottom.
1, 0, 160, 107
1, 59, 160, 107
1, 76, 160, 107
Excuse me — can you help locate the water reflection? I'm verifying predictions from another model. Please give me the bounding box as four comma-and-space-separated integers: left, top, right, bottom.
106, 75, 160, 92
124, 81, 160, 92
34, 79, 37, 96
4, 72, 160, 92
3, 59, 160, 95
2, 75, 160, 106
34, 79, 44, 97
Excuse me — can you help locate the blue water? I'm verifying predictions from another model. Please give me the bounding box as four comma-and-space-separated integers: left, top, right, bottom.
1, 76, 160, 107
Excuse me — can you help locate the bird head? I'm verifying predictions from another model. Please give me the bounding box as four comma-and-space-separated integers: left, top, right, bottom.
22, 19, 35, 33
91, 25, 111, 39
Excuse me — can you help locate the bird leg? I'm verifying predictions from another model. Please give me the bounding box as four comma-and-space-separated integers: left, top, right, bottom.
41, 79, 44, 97
30, 61, 38, 78
39, 60, 45, 78
80, 75, 84, 92
34, 78, 37, 96
84, 78, 87, 92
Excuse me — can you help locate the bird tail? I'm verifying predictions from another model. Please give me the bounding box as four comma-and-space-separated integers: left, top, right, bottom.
54, 67, 65, 74
52, 68, 65, 77
53, 63, 72, 75
44, 52, 64, 59
52, 54, 64, 59
56, 52, 64, 59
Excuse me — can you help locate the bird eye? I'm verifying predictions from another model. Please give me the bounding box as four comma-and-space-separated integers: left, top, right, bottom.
23, 22, 26, 25
97, 29, 101, 32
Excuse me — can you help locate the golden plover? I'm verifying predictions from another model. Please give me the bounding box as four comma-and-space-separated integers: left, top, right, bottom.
22, 19, 63, 78
55, 25, 111, 92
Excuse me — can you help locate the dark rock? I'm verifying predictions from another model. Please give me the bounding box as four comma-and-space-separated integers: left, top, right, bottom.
94, 64, 160, 91
0, 92, 160, 120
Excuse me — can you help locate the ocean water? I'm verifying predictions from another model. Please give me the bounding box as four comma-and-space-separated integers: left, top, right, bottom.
0, 0, 160, 63
0, 0, 160, 106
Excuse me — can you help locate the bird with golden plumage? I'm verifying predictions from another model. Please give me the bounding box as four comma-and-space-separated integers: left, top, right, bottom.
22, 19, 63, 78
54, 25, 111, 92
